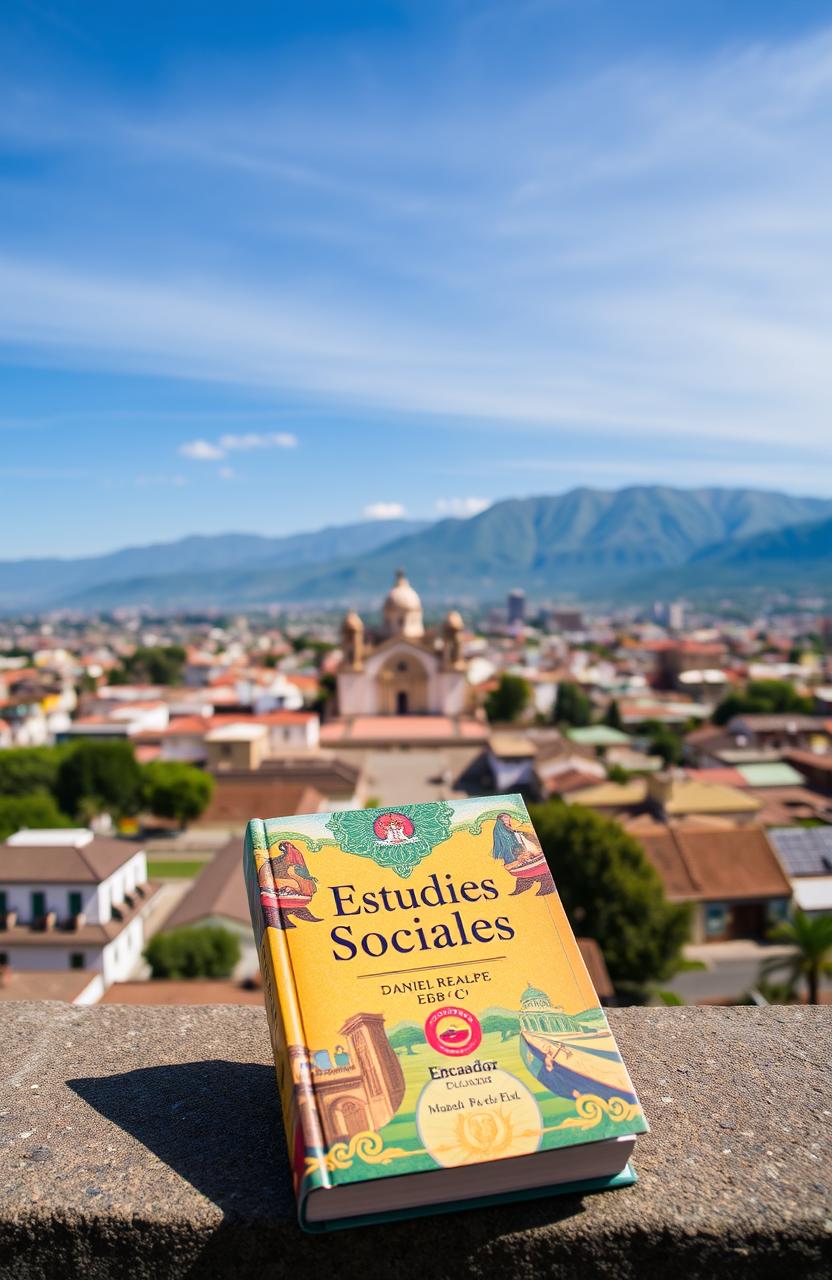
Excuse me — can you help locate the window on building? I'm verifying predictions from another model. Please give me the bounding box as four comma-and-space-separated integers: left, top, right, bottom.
69, 952, 85, 970
767, 899, 790, 925
68, 891, 83, 918
0, 951, 8, 967
705, 903, 729, 939
31, 891, 46, 921
0, 891, 6, 916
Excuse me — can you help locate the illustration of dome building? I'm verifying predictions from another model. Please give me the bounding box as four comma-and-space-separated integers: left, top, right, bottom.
337, 569, 469, 716
519, 983, 581, 1035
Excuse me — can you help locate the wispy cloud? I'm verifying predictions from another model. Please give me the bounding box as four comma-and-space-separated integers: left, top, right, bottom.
364, 502, 407, 520
179, 431, 297, 461
2, 18, 832, 477
435, 497, 491, 517
180, 440, 224, 460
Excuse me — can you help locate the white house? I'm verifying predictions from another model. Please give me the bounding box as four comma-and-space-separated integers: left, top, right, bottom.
0, 828, 159, 1001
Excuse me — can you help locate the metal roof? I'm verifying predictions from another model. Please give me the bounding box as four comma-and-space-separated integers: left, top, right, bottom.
768, 827, 832, 878
736, 763, 806, 788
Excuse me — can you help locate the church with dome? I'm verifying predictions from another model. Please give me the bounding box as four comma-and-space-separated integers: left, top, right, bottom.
336, 570, 470, 717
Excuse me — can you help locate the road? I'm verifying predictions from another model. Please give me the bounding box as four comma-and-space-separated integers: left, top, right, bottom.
666, 941, 832, 1003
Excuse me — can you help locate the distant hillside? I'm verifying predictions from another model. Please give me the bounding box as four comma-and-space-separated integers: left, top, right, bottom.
665, 512, 832, 594
7, 486, 832, 611
0, 519, 425, 610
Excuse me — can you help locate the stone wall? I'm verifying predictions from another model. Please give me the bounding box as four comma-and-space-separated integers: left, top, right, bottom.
0, 1002, 829, 1278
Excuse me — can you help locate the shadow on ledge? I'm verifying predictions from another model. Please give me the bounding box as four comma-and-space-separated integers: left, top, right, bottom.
69, 1060, 295, 1219
66, 1058, 595, 1274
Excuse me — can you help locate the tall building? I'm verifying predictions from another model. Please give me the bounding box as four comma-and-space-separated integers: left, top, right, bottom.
336, 570, 469, 716
507, 588, 526, 625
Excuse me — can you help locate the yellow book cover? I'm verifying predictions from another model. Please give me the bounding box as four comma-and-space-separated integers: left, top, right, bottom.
243, 794, 647, 1230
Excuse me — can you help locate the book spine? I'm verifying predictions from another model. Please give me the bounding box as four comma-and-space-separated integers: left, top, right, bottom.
243, 819, 331, 1208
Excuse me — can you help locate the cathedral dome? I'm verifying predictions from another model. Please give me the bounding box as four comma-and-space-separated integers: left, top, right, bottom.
383, 570, 424, 639
520, 983, 552, 1007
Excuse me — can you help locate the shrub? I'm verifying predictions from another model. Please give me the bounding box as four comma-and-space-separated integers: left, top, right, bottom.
144, 925, 241, 979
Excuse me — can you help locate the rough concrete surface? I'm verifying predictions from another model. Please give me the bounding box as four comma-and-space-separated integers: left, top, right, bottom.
0, 1002, 830, 1279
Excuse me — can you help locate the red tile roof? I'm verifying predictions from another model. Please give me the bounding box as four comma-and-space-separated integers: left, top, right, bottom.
636, 827, 791, 902
686, 768, 747, 788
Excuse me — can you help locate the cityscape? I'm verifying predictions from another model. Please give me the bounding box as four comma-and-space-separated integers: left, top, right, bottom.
2, 544, 830, 1009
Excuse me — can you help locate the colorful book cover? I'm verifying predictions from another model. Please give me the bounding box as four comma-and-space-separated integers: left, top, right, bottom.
243, 794, 647, 1230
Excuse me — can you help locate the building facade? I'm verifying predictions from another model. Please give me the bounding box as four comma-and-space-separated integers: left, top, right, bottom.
0, 829, 157, 996
336, 571, 469, 717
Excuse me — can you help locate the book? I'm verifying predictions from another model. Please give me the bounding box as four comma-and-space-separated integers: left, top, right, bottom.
243, 794, 647, 1231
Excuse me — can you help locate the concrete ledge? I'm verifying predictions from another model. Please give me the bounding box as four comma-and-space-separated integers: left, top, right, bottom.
0, 1002, 830, 1278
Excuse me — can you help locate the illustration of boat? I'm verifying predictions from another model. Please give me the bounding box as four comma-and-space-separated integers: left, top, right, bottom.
520, 1030, 638, 1104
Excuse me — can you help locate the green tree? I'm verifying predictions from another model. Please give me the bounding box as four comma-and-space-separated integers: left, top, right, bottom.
481, 1011, 520, 1041
0, 791, 71, 841
0, 746, 65, 798
606, 764, 630, 784
713, 679, 813, 726
641, 721, 684, 766
554, 681, 592, 727
388, 1023, 427, 1055
485, 673, 532, 723
144, 925, 241, 979
603, 699, 623, 730
141, 762, 214, 826
111, 645, 187, 686
760, 910, 832, 1005
528, 802, 690, 998
313, 672, 336, 716
55, 740, 143, 820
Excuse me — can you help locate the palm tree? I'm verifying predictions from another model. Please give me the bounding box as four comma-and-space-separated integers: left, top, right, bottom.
761, 910, 832, 1005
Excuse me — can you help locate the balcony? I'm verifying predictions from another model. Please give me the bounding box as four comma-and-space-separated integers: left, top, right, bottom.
0, 1002, 829, 1277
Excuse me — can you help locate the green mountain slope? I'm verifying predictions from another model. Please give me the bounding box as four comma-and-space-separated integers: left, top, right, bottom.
0, 519, 425, 610
660, 512, 832, 595
54, 486, 832, 609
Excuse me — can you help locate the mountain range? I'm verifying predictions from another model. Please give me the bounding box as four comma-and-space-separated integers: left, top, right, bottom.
4, 487, 831, 612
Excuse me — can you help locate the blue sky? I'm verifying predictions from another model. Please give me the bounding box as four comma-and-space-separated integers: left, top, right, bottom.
2, 1, 832, 557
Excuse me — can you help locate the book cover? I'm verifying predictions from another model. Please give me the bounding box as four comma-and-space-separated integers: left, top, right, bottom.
243, 794, 647, 1230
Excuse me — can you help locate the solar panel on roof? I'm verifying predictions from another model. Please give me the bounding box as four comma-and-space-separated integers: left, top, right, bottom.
768, 827, 832, 877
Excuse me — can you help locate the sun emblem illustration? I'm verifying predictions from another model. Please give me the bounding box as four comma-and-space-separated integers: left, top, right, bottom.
416, 1069, 542, 1167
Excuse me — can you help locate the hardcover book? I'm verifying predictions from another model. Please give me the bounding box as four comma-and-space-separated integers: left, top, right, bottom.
243, 794, 647, 1231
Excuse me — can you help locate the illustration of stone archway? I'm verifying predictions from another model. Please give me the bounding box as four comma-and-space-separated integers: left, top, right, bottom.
329, 1096, 369, 1140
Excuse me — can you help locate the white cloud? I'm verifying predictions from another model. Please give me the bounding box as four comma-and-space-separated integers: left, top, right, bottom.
218, 465, 235, 480
364, 502, 406, 520
179, 431, 298, 461
435, 496, 491, 518
179, 439, 224, 460
217, 432, 297, 451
